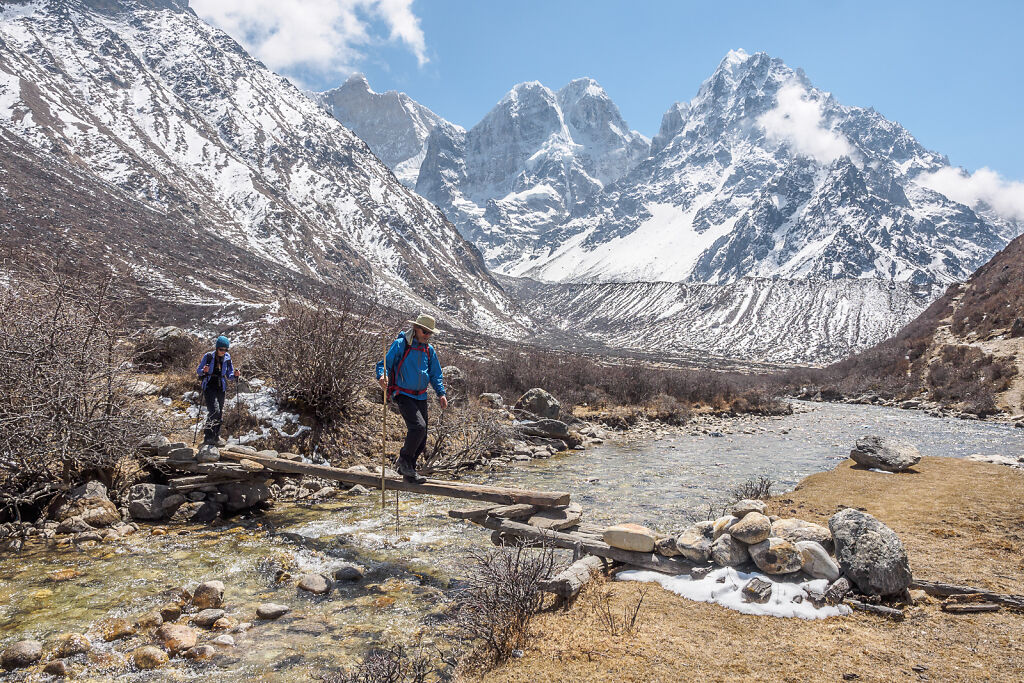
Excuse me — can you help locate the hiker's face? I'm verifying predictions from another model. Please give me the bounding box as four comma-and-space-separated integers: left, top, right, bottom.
414, 326, 432, 342
216, 348, 227, 356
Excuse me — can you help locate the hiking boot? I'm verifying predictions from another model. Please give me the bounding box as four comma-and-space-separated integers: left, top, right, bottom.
396, 457, 426, 484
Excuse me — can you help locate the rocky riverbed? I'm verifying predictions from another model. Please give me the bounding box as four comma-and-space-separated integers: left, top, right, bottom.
0, 401, 1019, 679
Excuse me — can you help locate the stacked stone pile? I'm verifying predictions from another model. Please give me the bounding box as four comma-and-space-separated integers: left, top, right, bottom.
604, 500, 913, 607
484, 388, 605, 463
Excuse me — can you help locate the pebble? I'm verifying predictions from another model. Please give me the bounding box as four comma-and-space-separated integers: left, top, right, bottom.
210, 634, 235, 647
298, 573, 331, 594
53, 632, 91, 657
132, 645, 169, 669
184, 644, 217, 660
43, 660, 67, 676
256, 603, 291, 620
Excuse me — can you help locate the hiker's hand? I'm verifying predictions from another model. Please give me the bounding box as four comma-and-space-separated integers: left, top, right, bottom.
439, 396, 448, 410
201, 365, 210, 374
378, 375, 388, 390
235, 368, 242, 379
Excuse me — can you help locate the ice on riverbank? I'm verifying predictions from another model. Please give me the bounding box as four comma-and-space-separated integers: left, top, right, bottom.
618, 567, 851, 619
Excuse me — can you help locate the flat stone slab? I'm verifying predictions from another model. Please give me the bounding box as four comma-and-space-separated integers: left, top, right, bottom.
603, 523, 657, 552
527, 502, 582, 531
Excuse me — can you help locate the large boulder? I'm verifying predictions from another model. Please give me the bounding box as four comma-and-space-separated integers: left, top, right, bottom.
218, 482, 272, 512
603, 523, 657, 552
729, 512, 771, 545
710, 533, 750, 567
747, 537, 803, 575
126, 484, 171, 520
829, 508, 912, 596
849, 436, 921, 472
517, 419, 571, 440
770, 518, 834, 553
515, 388, 561, 419
53, 481, 120, 528
675, 521, 714, 562
443, 366, 467, 398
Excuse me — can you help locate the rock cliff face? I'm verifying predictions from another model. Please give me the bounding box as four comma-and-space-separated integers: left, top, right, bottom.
0, 0, 523, 334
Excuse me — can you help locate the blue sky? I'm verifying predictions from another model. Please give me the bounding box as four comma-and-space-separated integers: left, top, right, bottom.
193, 0, 1024, 182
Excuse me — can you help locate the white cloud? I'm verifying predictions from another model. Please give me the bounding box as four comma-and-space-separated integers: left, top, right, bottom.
918, 166, 1024, 222
190, 0, 427, 85
757, 82, 854, 165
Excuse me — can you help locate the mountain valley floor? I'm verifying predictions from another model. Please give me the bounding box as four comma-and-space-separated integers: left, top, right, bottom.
480, 457, 1024, 683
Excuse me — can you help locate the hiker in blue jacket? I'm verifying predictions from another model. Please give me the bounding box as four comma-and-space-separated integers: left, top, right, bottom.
196, 335, 241, 446
376, 314, 447, 483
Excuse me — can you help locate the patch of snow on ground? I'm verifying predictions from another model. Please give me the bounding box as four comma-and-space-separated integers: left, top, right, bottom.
618, 567, 851, 620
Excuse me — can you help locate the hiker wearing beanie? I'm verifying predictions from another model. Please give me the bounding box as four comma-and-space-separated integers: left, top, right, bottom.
197, 335, 241, 446
376, 314, 447, 483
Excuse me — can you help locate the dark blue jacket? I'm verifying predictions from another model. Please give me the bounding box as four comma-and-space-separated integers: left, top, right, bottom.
376, 331, 445, 401
197, 351, 237, 392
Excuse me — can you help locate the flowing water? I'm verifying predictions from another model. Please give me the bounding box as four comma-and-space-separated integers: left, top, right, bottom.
0, 402, 1019, 679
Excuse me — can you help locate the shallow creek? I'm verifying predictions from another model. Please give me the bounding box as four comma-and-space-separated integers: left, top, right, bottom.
0, 402, 1019, 679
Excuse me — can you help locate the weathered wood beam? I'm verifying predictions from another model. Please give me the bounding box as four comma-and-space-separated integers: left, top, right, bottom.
487, 503, 537, 520
539, 555, 619, 598
449, 506, 497, 521
218, 451, 571, 507
844, 599, 905, 621
941, 601, 1000, 614
911, 579, 1024, 610
472, 516, 694, 575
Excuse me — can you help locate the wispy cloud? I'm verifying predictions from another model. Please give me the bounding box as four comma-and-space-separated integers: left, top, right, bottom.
190, 0, 427, 86
757, 82, 854, 165
918, 166, 1024, 222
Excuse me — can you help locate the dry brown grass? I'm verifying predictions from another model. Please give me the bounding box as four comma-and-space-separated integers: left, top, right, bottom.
476, 457, 1024, 683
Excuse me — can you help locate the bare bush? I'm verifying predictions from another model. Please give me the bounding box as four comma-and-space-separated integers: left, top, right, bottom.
424, 404, 513, 472
595, 583, 649, 636
729, 475, 776, 502
454, 542, 557, 669
0, 266, 160, 521
324, 642, 442, 683
252, 292, 393, 446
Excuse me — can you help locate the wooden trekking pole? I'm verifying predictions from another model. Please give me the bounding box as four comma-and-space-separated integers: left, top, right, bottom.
381, 339, 388, 510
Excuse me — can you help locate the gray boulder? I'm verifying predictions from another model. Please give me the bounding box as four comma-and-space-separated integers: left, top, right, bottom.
479, 393, 504, 408
710, 533, 750, 567
796, 540, 840, 581
126, 484, 171, 520
518, 419, 570, 440
218, 482, 272, 512
770, 518, 834, 553
829, 508, 912, 596
196, 445, 220, 463
850, 436, 921, 472
729, 512, 771, 544
675, 521, 714, 562
515, 388, 561, 419
748, 537, 803, 574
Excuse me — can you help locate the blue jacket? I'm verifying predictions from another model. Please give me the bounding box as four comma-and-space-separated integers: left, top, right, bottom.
376, 330, 445, 401
197, 351, 237, 392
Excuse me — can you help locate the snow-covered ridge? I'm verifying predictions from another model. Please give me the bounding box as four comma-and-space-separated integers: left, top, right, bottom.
0, 0, 524, 334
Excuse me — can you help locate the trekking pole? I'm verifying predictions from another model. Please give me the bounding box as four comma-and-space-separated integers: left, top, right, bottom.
192, 396, 205, 448
381, 338, 388, 511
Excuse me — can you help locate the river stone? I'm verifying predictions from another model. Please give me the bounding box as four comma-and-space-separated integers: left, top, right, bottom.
710, 533, 750, 567
2, 640, 42, 669
210, 634, 235, 647
796, 541, 841, 582
712, 515, 738, 539
156, 624, 197, 654
675, 521, 714, 562
297, 573, 331, 595
99, 617, 134, 641
770, 518, 834, 553
829, 508, 912, 596
184, 645, 217, 660
57, 516, 94, 534
515, 388, 561, 419
655, 535, 682, 557
192, 581, 225, 609
748, 537, 803, 574
54, 633, 91, 657
132, 645, 168, 669
333, 564, 365, 582
518, 418, 571, 441
54, 481, 120, 528
212, 617, 235, 630
192, 609, 226, 628
170, 501, 222, 525
603, 523, 657, 552
731, 499, 768, 518
43, 660, 67, 677
218, 482, 272, 512
850, 436, 921, 472
729, 512, 771, 544
159, 603, 182, 622
134, 611, 163, 631
126, 483, 171, 520
256, 603, 291, 620
346, 485, 371, 496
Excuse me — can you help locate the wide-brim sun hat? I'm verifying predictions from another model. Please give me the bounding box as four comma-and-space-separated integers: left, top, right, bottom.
407, 313, 439, 334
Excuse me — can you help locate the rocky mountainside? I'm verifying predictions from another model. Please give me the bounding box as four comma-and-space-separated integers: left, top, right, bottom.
0, 0, 523, 335
314, 73, 446, 188
332, 52, 1018, 362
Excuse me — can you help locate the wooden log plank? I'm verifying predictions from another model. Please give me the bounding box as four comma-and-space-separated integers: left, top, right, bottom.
844, 599, 905, 621
449, 506, 498, 521
219, 451, 570, 507
539, 555, 619, 598
942, 602, 1001, 614
472, 517, 694, 575
910, 579, 1024, 611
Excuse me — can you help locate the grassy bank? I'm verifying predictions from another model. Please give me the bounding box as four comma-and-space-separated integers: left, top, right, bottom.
477, 457, 1024, 682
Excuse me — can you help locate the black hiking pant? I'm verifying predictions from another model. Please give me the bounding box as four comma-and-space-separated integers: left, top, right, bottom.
203, 383, 226, 445
395, 394, 429, 468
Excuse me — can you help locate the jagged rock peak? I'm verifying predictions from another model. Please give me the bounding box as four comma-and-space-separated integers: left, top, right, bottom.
73, 0, 191, 13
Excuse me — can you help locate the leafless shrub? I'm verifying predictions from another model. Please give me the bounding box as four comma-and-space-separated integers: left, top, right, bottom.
424, 404, 513, 472
453, 542, 557, 669
252, 292, 393, 446
0, 266, 160, 522
324, 642, 442, 683
729, 475, 776, 502
595, 583, 649, 636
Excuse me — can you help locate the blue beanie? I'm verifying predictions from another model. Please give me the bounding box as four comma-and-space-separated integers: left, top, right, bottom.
216, 335, 230, 349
